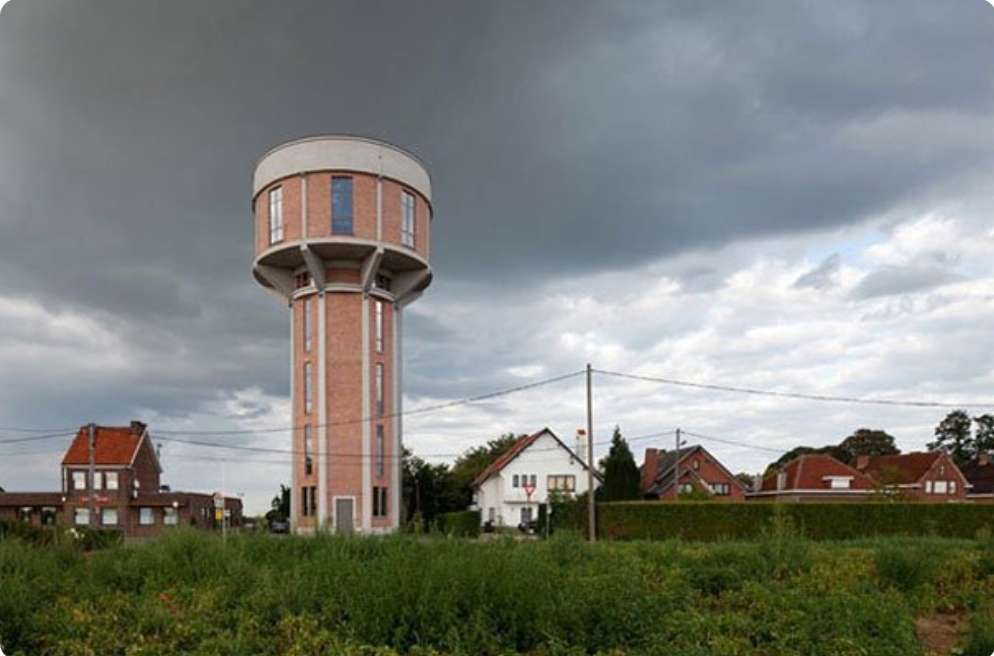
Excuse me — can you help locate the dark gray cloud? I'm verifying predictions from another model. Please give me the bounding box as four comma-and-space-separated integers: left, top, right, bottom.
1, 0, 994, 508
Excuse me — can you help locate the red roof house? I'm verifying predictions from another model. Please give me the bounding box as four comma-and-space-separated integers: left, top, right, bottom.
854, 452, 968, 501
750, 453, 876, 501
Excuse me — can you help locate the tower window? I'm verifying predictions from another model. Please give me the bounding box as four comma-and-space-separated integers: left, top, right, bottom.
304, 362, 313, 414
373, 486, 388, 517
304, 424, 313, 476
376, 424, 385, 477
374, 274, 391, 291
332, 177, 353, 234
376, 363, 385, 416
375, 301, 384, 353
401, 191, 415, 247
269, 186, 283, 244
303, 298, 312, 352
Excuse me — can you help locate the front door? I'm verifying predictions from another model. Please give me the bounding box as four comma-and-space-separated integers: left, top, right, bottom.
335, 498, 354, 535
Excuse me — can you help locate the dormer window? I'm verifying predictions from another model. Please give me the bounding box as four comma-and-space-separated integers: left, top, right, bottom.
776, 471, 787, 491
823, 476, 853, 490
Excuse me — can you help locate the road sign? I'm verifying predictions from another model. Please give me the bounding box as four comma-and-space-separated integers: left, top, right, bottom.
523, 482, 536, 499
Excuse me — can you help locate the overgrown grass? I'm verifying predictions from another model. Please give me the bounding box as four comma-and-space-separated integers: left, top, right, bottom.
2, 527, 993, 655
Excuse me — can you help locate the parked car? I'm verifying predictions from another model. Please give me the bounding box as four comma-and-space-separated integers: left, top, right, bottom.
269, 518, 289, 534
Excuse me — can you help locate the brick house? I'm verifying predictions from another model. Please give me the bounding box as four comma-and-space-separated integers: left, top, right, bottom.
0, 422, 242, 536
641, 445, 747, 501
854, 452, 968, 502
750, 453, 877, 502
962, 452, 994, 503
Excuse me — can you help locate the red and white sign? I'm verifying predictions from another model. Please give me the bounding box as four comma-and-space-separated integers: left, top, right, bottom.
523, 482, 536, 500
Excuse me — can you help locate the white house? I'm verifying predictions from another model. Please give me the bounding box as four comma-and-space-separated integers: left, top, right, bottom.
470, 427, 599, 528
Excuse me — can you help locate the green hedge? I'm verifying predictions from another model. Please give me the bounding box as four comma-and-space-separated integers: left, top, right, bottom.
434, 510, 481, 538
597, 502, 994, 541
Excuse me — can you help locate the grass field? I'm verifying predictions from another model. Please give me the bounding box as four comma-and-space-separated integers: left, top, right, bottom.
1, 524, 993, 655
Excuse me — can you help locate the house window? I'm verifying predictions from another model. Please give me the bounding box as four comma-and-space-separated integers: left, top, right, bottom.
295, 271, 312, 289
101, 508, 118, 526
139, 507, 154, 526
376, 425, 385, 478
18, 507, 32, 523
488, 507, 496, 522
304, 425, 313, 476
776, 472, 787, 491
401, 191, 415, 247
693, 459, 700, 471
304, 362, 313, 414
373, 486, 388, 517
94, 471, 103, 490
163, 507, 178, 526
73, 471, 87, 491
376, 363, 384, 416
933, 480, 948, 495
269, 186, 283, 244
375, 301, 384, 353
512, 474, 520, 488
711, 482, 731, 496
105, 472, 119, 491
303, 298, 312, 352
519, 507, 533, 524
331, 177, 353, 234
40, 507, 57, 526
826, 477, 852, 490
548, 475, 576, 492
529, 474, 537, 487
949, 481, 957, 495
74, 508, 90, 526
374, 274, 391, 291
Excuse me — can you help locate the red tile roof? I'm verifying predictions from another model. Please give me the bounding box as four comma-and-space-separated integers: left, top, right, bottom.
61, 424, 145, 467
471, 430, 543, 488
856, 452, 943, 485
470, 428, 597, 488
760, 454, 876, 492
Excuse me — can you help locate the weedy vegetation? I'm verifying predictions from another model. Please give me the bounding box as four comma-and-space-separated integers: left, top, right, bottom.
1, 521, 993, 655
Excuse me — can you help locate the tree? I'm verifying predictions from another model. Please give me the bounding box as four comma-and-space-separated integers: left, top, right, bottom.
974, 414, 994, 456
734, 472, 757, 492
836, 428, 900, 464
447, 433, 518, 509
598, 426, 641, 501
402, 449, 455, 529
928, 410, 975, 466
764, 445, 838, 476
265, 484, 290, 523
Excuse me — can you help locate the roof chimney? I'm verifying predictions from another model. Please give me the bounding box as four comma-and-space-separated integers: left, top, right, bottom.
575, 428, 587, 460
980, 452, 990, 467
856, 455, 870, 470
641, 448, 660, 494
130, 420, 146, 435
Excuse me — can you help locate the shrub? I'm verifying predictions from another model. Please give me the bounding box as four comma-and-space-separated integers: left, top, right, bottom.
874, 545, 942, 592
963, 609, 994, 656
434, 510, 480, 537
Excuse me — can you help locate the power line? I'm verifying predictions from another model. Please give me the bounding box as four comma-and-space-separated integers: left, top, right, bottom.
680, 429, 788, 455
153, 369, 586, 435
0, 431, 77, 445
152, 428, 676, 460
594, 368, 993, 409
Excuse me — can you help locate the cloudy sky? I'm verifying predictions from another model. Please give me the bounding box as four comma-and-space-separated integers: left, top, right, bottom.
1, 0, 993, 512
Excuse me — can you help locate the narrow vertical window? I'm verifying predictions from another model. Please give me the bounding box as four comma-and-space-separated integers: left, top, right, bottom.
269, 186, 283, 244
301, 486, 310, 516
332, 177, 353, 234
303, 298, 312, 352
401, 191, 415, 247
304, 362, 313, 414
304, 424, 313, 476
375, 301, 384, 353
376, 363, 384, 416
376, 424, 385, 478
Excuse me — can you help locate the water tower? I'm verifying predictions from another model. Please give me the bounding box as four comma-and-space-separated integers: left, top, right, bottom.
252, 136, 432, 534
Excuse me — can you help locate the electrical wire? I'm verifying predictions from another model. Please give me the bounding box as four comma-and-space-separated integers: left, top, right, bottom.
680, 429, 789, 455
0, 431, 77, 445
594, 368, 993, 409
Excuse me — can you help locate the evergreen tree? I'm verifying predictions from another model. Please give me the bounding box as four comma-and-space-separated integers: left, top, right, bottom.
928, 410, 975, 466
597, 426, 641, 501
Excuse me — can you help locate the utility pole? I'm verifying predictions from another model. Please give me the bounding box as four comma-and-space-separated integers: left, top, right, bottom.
586, 363, 595, 542
674, 428, 682, 501
221, 458, 227, 544
88, 422, 96, 528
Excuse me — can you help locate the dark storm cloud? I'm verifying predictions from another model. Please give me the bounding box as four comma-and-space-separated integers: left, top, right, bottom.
0, 0, 992, 463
